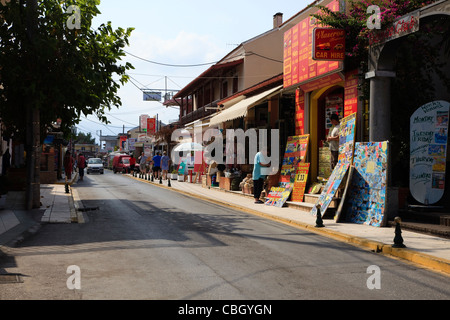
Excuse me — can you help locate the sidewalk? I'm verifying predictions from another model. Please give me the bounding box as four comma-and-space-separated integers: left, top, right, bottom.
0, 174, 83, 248
128, 173, 450, 276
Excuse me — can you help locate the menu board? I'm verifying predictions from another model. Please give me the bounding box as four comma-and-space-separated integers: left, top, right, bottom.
410, 100, 449, 204
345, 142, 389, 227
291, 163, 310, 202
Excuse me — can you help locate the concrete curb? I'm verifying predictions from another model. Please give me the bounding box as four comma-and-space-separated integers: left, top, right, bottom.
127, 174, 450, 276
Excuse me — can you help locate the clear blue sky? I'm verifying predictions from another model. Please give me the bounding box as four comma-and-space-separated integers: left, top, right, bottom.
78, 0, 312, 144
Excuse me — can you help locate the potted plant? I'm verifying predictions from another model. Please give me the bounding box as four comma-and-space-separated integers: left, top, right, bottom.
170, 169, 178, 180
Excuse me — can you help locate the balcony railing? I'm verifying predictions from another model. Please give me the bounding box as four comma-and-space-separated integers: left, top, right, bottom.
180, 101, 218, 125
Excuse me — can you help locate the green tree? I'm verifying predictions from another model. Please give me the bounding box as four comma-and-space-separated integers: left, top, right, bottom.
0, 0, 134, 207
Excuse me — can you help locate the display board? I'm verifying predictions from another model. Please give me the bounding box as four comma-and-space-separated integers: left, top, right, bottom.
410, 100, 449, 205
344, 142, 389, 227
338, 112, 357, 164
310, 160, 350, 217
266, 135, 309, 207
279, 135, 309, 183
291, 163, 310, 202
311, 113, 356, 217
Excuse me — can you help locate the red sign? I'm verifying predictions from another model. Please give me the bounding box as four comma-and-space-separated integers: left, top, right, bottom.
344, 69, 359, 117
283, 0, 342, 89
295, 89, 305, 135
147, 118, 156, 135
312, 28, 345, 61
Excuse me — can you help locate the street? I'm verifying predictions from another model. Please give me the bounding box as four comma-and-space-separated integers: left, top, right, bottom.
1, 170, 449, 300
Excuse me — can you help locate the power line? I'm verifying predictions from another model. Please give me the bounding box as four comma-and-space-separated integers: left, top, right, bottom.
124, 50, 217, 68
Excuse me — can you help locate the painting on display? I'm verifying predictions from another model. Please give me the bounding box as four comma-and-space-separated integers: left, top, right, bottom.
310, 113, 356, 217
310, 161, 350, 217
410, 101, 449, 205
344, 142, 389, 227
279, 135, 309, 184
266, 135, 309, 207
338, 112, 357, 164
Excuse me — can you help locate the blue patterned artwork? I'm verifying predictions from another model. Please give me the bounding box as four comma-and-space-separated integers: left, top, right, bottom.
345, 142, 389, 227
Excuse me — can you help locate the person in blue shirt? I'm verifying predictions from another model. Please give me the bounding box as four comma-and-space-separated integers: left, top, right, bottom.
152, 151, 162, 180
253, 147, 271, 204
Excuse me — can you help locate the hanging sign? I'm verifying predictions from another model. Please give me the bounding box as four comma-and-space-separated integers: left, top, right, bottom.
410, 100, 449, 205
312, 28, 346, 61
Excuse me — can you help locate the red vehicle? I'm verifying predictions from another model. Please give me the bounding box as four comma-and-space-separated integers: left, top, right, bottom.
112, 155, 131, 174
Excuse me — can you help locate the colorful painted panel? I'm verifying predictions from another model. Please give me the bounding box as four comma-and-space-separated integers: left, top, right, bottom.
345, 142, 389, 227
310, 160, 350, 217
338, 112, 357, 164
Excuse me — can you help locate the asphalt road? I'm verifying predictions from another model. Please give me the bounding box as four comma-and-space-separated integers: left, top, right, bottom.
1, 170, 449, 301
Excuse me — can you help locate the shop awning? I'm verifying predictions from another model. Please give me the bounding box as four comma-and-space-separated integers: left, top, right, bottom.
208, 85, 283, 127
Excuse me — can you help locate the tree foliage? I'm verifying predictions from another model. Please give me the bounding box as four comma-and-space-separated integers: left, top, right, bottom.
0, 0, 134, 140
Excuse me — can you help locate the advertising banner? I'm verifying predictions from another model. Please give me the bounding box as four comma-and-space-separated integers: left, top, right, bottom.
291, 163, 310, 202
410, 100, 449, 204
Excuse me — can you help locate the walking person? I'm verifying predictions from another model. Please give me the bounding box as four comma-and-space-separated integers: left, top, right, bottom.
152, 151, 162, 180
63, 150, 73, 181
138, 152, 147, 174
161, 151, 170, 180
78, 153, 86, 181
253, 147, 271, 204
129, 154, 136, 174
327, 113, 340, 170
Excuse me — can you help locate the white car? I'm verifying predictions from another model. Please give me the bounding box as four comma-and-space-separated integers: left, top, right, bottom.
86, 158, 104, 174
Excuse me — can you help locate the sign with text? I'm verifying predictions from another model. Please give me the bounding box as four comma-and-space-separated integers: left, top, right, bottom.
410, 100, 449, 205
283, 0, 342, 88
312, 28, 345, 61
291, 163, 310, 202
147, 117, 156, 135
369, 10, 419, 46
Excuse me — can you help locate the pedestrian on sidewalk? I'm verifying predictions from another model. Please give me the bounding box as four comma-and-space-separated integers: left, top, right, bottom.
129, 154, 136, 174
152, 151, 162, 180
253, 147, 271, 204
63, 150, 73, 181
78, 153, 86, 181
326, 113, 340, 170
138, 152, 147, 174
161, 151, 170, 180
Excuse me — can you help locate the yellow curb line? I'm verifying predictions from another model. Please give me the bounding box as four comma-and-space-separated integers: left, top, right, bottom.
128, 174, 450, 276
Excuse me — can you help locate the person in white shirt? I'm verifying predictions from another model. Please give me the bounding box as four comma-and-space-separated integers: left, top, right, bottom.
326, 114, 340, 170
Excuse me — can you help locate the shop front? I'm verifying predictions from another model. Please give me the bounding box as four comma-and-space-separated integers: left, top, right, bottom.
283, 0, 362, 185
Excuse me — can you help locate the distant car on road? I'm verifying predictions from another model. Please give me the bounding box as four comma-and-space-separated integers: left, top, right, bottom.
86, 158, 104, 175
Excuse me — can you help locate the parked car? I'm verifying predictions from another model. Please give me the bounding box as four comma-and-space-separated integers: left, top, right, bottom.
112, 155, 131, 174
86, 158, 104, 175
